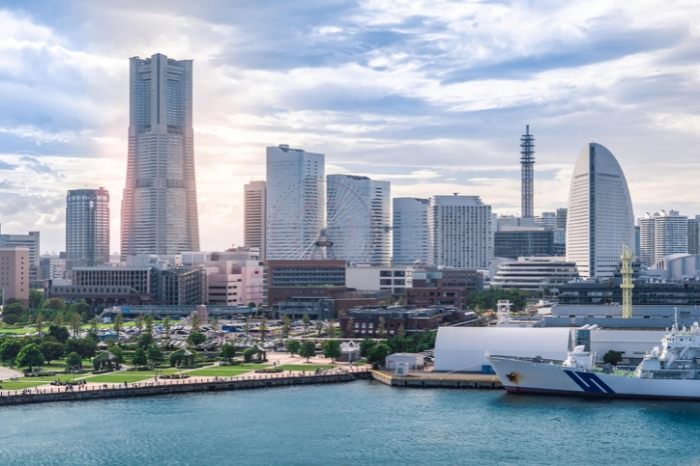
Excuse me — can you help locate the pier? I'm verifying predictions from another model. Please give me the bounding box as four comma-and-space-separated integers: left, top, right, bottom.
371, 369, 503, 389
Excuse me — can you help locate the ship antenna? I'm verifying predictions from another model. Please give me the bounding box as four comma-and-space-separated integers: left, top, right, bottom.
673, 307, 678, 332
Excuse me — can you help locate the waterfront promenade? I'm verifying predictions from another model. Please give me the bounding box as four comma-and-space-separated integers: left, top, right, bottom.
0, 365, 373, 406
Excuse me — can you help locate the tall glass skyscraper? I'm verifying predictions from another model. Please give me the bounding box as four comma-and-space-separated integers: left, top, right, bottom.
66, 188, 110, 269
566, 143, 634, 278
121, 53, 200, 259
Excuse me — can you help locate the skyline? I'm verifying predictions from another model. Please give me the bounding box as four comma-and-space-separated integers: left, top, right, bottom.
1, 1, 700, 253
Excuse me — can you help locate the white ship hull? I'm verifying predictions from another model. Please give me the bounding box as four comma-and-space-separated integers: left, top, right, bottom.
487, 355, 700, 400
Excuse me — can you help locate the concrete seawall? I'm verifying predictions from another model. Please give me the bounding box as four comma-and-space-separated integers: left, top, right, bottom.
0, 370, 373, 406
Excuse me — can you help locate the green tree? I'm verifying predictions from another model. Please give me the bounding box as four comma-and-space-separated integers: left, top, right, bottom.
396, 295, 406, 306
367, 342, 391, 368
65, 338, 97, 359
603, 350, 623, 366
17, 343, 45, 370
147, 345, 163, 365
3, 302, 24, 317
211, 316, 220, 332
397, 323, 406, 338
132, 347, 148, 368
376, 317, 387, 338
327, 320, 336, 339
243, 345, 260, 363
135, 313, 144, 336
187, 331, 206, 347
244, 317, 250, 335
107, 345, 124, 364
219, 343, 236, 362
144, 314, 154, 334
286, 339, 301, 356
360, 339, 376, 358
48, 325, 70, 344
163, 316, 171, 338
65, 351, 82, 370
29, 290, 44, 309
0, 338, 22, 365
35, 313, 45, 337
138, 332, 154, 349
90, 316, 100, 335
281, 315, 292, 339
322, 340, 341, 362
302, 314, 310, 333
113, 312, 123, 341
70, 313, 83, 338
69, 299, 90, 316
387, 335, 409, 353
39, 340, 64, 363
191, 312, 201, 332
259, 316, 268, 342
299, 341, 316, 362
44, 298, 66, 311
315, 320, 323, 336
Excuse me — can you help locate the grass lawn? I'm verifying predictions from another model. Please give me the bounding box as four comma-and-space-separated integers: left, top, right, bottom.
85, 368, 180, 384
186, 364, 269, 377
278, 364, 335, 371
0, 327, 34, 335
1, 380, 49, 390
21, 374, 85, 383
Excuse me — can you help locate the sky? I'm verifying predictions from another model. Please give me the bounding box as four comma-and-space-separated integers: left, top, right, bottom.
1, 0, 700, 254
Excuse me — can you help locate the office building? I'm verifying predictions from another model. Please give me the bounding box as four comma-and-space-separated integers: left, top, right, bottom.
66, 188, 110, 269
244, 181, 266, 258
265, 145, 324, 260
689, 217, 700, 255
565, 143, 635, 278
327, 175, 390, 266
392, 198, 429, 266
494, 226, 565, 259
121, 53, 200, 259
428, 195, 492, 268
654, 210, 688, 263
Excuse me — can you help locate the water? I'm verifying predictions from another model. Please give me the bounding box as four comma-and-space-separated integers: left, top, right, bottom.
1, 381, 700, 465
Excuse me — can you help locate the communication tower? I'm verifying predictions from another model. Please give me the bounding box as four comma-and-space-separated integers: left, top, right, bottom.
620, 245, 634, 318
520, 125, 535, 219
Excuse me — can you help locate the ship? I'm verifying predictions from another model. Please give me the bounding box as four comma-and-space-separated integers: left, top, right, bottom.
486, 316, 700, 400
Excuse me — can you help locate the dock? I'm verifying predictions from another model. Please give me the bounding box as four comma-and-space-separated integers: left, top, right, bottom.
371, 369, 503, 389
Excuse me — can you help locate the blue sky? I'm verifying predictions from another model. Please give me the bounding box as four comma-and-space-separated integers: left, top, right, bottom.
1, 0, 700, 252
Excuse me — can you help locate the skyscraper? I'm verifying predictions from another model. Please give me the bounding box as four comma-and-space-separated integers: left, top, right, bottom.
653, 210, 688, 263
244, 181, 266, 258
393, 198, 429, 265
565, 143, 635, 278
428, 195, 492, 268
639, 212, 657, 266
326, 175, 390, 266
66, 188, 110, 269
265, 145, 325, 260
121, 53, 199, 259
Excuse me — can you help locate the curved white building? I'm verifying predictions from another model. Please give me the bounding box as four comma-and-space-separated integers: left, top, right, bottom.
566, 143, 635, 278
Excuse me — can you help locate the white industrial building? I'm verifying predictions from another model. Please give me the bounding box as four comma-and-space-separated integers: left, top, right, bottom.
433, 326, 667, 372
433, 327, 573, 372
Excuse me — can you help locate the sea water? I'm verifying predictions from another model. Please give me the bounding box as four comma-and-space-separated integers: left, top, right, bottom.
1, 381, 699, 465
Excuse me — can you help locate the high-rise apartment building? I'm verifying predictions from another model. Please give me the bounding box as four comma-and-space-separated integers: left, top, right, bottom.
392, 198, 429, 265
326, 175, 390, 266
428, 195, 492, 268
66, 188, 110, 269
0, 227, 40, 284
265, 145, 324, 260
565, 143, 635, 278
556, 208, 568, 231
689, 216, 700, 255
121, 53, 199, 259
244, 181, 266, 258
639, 212, 657, 266
0, 247, 29, 306
654, 210, 688, 263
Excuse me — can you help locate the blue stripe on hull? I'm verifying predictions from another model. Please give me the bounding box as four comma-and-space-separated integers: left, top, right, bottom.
504, 385, 700, 401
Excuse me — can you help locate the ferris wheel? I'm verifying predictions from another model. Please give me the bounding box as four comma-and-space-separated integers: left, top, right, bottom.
266, 177, 371, 262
